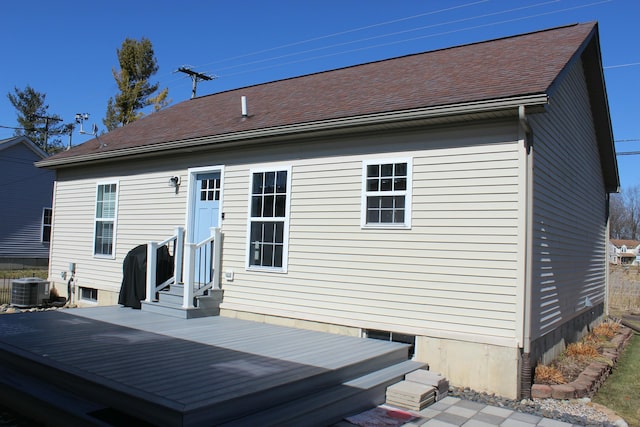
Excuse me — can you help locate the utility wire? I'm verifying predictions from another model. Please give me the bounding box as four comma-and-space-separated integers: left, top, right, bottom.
605, 62, 640, 69
166, 0, 566, 87
199, 0, 492, 69
213, 0, 562, 75
220, 0, 613, 80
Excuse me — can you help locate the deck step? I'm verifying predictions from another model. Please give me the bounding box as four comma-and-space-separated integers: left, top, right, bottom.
0, 309, 413, 426
142, 287, 223, 318
220, 360, 426, 427
140, 299, 219, 318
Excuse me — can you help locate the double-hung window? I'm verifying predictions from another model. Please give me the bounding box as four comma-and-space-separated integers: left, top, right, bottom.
247, 167, 291, 271
41, 208, 52, 243
362, 158, 412, 228
94, 182, 118, 257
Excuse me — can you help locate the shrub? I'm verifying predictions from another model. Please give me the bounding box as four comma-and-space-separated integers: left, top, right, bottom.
564, 342, 600, 359
534, 364, 566, 385
591, 322, 620, 341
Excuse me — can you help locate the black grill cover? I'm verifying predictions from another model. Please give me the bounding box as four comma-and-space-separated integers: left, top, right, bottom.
118, 244, 173, 309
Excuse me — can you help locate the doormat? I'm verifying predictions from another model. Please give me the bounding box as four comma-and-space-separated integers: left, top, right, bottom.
345, 405, 421, 427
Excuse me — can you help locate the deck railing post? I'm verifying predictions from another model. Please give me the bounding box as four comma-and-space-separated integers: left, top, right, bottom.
182, 243, 196, 309
212, 227, 222, 290
174, 226, 184, 284
145, 241, 158, 303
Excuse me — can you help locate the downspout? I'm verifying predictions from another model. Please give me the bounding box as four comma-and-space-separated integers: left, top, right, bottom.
519, 105, 534, 398
605, 194, 610, 318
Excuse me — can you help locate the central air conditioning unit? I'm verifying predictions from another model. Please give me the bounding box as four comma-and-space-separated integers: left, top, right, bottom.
11, 278, 50, 307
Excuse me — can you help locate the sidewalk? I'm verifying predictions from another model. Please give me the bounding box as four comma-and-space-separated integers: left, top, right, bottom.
337, 397, 584, 427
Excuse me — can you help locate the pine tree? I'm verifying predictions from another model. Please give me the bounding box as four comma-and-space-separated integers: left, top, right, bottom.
7, 85, 65, 153
103, 37, 169, 131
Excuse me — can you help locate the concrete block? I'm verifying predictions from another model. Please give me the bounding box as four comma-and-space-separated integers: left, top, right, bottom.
531, 384, 552, 399
386, 381, 436, 411
405, 370, 448, 392
550, 384, 575, 399
568, 381, 588, 398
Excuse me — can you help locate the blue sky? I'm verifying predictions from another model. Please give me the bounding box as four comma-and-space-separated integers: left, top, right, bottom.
1, 0, 637, 189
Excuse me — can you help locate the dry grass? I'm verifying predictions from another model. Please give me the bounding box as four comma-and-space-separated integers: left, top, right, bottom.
609, 266, 640, 314
534, 320, 622, 384
534, 364, 566, 385
592, 321, 620, 339
564, 341, 600, 359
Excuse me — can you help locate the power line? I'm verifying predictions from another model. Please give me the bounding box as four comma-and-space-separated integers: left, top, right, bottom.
165, 0, 493, 88
604, 62, 640, 69
213, 0, 562, 75
175, 67, 215, 99
167, 0, 563, 87
198, 0, 492, 69
0, 124, 24, 131
220, 0, 612, 80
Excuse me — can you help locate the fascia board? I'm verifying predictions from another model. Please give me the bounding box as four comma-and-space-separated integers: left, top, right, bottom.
37, 94, 549, 169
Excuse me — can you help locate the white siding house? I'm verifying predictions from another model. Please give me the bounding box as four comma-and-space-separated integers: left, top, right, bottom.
610, 239, 640, 265
37, 22, 618, 398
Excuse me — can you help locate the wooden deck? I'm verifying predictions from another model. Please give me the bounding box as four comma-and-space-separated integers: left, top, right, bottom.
0, 306, 421, 426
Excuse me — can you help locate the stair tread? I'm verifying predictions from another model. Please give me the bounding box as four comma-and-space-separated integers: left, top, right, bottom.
220, 360, 425, 427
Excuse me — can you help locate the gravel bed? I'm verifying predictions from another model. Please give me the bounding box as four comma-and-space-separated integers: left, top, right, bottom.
449, 387, 623, 426
0, 303, 69, 314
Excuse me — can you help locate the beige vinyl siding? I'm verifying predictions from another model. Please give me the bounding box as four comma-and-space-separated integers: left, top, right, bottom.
49, 167, 189, 294
49, 121, 524, 345
528, 58, 607, 339
220, 125, 523, 345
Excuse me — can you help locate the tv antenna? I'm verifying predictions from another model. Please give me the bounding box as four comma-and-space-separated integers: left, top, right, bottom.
175, 66, 216, 99
75, 113, 98, 136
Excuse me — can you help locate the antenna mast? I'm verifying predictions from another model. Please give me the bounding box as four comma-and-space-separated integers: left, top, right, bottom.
176, 66, 216, 99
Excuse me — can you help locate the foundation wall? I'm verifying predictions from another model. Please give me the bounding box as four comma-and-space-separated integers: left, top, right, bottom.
529, 304, 605, 366
415, 337, 521, 399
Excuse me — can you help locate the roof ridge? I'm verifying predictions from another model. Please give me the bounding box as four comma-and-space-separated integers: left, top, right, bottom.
194, 22, 590, 100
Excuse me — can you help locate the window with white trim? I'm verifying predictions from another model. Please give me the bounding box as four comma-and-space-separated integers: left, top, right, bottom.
41, 208, 52, 243
248, 168, 290, 270
94, 183, 118, 257
362, 159, 412, 228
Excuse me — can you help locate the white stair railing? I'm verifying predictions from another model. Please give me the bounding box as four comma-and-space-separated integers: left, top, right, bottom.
182, 227, 222, 309
145, 227, 185, 303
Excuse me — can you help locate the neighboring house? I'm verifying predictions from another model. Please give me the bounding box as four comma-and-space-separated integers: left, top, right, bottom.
0, 136, 55, 269
609, 239, 640, 265
37, 22, 619, 399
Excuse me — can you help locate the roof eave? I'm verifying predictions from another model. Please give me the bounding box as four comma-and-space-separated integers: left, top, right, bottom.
36, 94, 549, 169
1, 135, 48, 159
545, 23, 619, 193
582, 25, 620, 193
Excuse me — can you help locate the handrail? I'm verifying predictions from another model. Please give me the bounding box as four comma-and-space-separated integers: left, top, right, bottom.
182, 227, 221, 309
145, 226, 220, 310
144, 227, 184, 303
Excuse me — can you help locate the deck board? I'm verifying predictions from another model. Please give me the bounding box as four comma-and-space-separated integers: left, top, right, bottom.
0, 306, 410, 426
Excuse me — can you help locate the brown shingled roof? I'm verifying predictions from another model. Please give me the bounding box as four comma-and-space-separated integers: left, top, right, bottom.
45, 22, 597, 164
611, 239, 640, 249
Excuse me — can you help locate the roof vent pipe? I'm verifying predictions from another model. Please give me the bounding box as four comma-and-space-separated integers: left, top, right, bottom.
241, 96, 248, 117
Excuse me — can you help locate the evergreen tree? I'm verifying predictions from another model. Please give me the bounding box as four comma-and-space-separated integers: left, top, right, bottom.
103, 37, 169, 131
7, 85, 65, 153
